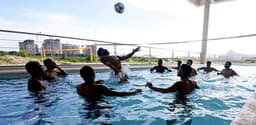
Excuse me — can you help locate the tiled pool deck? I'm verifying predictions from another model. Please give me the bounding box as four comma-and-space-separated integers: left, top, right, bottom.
231, 93, 256, 125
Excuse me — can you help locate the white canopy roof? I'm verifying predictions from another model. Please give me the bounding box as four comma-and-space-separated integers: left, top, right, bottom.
187, 0, 235, 63
188, 0, 234, 6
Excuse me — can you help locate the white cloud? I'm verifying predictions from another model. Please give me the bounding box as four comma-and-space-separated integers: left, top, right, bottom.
0, 19, 16, 26
125, 0, 200, 16
19, 8, 73, 23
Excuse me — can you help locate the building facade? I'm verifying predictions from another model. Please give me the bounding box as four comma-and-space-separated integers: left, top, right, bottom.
43, 39, 61, 55
82, 45, 96, 56
62, 43, 80, 55
19, 40, 38, 55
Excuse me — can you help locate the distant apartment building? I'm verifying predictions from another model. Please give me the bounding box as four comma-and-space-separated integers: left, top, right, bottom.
19, 40, 38, 55
82, 45, 96, 56
43, 39, 61, 55
62, 43, 80, 55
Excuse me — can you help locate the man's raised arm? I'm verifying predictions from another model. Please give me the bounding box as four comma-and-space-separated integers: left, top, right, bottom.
119, 47, 140, 60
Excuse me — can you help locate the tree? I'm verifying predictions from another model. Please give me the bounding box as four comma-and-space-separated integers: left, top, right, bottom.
17, 50, 29, 57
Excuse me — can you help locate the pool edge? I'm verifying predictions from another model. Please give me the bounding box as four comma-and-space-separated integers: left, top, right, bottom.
230, 93, 256, 125
0, 63, 154, 79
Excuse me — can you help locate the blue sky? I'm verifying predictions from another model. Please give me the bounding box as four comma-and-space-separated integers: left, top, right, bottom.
1, 0, 256, 56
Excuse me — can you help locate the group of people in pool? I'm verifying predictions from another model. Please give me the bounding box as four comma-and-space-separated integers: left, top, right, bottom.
150, 59, 238, 78
25, 46, 238, 99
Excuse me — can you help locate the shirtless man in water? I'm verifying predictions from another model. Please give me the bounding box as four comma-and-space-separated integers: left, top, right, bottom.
150, 59, 172, 73
146, 64, 199, 95
218, 61, 238, 78
197, 61, 219, 73
25, 61, 46, 93
97, 47, 140, 82
43, 58, 67, 80
186, 59, 197, 77
77, 65, 142, 98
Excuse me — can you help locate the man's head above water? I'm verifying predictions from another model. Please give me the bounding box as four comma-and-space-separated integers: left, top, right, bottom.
97, 48, 110, 56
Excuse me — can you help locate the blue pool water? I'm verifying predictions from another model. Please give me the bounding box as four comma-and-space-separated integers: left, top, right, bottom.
0, 65, 256, 125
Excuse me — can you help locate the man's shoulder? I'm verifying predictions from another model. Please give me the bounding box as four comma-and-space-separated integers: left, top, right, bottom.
188, 79, 196, 83
210, 67, 216, 70
188, 80, 199, 88
230, 68, 236, 71
174, 81, 183, 85
162, 65, 168, 68
199, 67, 206, 69
152, 66, 158, 68
28, 78, 45, 91
76, 83, 84, 88
221, 69, 226, 72
28, 78, 41, 84
230, 69, 237, 73
176, 81, 182, 84
94, 84, 107, 90
100, 56, 112, 62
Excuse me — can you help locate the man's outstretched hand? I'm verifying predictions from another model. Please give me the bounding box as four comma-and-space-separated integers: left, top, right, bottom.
133, 47, 140, 53
145, 82, 153, 88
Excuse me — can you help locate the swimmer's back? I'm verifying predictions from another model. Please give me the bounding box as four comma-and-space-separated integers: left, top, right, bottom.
28, 79, 46, 92
77, 84, 103, 97
100, 56, 122, 74
176, 80, 199, 95
45, 70, 58, 80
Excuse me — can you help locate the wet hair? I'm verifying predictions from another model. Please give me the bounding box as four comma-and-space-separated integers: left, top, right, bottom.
206, 61, 211, 67
180, 64, 192, 78
97, 48, 109, 56
224, 61, 232, 68
80, 65, 95, 84
158, 59, 163, 65
226, 61, 231, 66
97, 47, 104, 56
177, 60, 182, 64
187, 59, 193, 65
43, 58, 56, 67
25, 61, 44, 78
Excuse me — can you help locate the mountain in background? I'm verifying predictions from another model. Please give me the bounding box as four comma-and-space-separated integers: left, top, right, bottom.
219, 50, 256, 61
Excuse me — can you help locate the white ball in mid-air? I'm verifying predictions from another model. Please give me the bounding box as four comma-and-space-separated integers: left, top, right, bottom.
114, 2, 125, 14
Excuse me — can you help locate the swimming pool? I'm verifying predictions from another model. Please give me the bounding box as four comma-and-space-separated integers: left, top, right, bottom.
0, 65, 256, 125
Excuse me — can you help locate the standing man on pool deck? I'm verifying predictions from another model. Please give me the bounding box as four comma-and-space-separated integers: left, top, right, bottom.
150, 59, 172, 73
146, 64, 199, 95
97, 46, 140, 82
197, 61, 219, 73
77, 65, 142, 98
218, 61, 238, 78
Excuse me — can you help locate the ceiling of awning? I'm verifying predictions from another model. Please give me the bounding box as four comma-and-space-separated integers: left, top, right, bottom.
187, 0, 234, 6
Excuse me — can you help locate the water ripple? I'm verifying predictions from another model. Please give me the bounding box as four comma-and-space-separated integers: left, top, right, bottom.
0, 66, 255, 125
